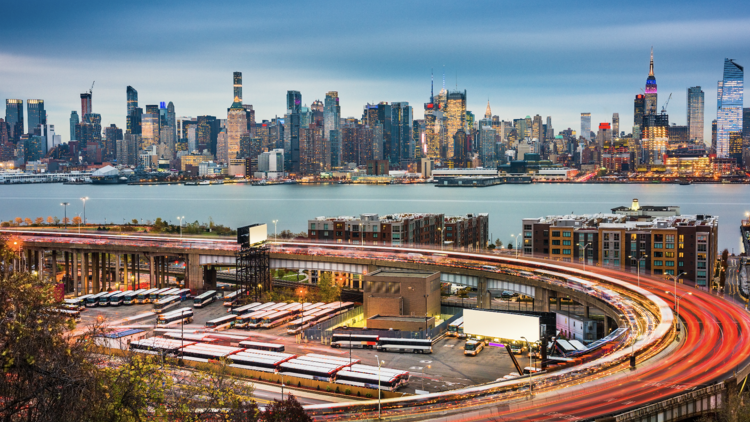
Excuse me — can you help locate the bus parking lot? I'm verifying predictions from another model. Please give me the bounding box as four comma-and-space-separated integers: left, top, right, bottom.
80, 295, 519, 395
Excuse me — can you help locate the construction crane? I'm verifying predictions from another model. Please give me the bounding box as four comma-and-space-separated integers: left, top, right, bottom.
89, 81, 95, 95
661, 93, 672, 114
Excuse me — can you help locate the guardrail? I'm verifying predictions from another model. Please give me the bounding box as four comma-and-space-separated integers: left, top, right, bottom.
599, 381, 726, 422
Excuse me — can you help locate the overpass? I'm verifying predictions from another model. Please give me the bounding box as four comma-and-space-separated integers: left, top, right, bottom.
2, 229, 750, 421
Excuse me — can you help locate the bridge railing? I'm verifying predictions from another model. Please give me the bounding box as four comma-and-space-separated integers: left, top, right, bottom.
606, 381, 725, 422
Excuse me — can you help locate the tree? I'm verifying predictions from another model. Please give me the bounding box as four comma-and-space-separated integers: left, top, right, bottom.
318, 272, 341, 303
46, 216, 54, 225
72, 216, 82, 225
24, 218, 33, 226
495, 239, 503, 248
14, 217, 22, 226
35, 217, 44, 226
62, 217, 70, 225
131, 219, 138, 225
53, 217, 60, 225
263, 394, 312, 422
507, 243, 513, 250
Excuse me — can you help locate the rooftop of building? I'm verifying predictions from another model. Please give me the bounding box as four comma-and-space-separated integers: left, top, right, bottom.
525, 213, 717, 229
367, 315, 435, 322
311, 212, 486, 224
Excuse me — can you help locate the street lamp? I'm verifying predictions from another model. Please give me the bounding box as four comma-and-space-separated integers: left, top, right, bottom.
280, 373, 285, 401
666, 291, 691, 333
672, 272, 687, 310
511, 233, 521, 259
520, 336, 533, 396
80, 197, 89, 226
580, 243, 592, 271
177, 216, 185, 238
437, 227, 443, 250
628, 254, 648, 287
60, 202, 69, 228
375, 355, 384, 419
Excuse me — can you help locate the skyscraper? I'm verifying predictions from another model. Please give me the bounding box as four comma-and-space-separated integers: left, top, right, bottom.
645, 48, 658, 115
580, 113, 591, 142
612, 113, 619, 139
716, 58, 744, 158
687, 86, 705, 144
80, 92, 92, 118
532, 115, 542, 140
233, 72, 242, 101
744, 108, 750, 138
286, 91, 302, 173
26, 100, 45, 134
390, 102, 413, 165
70, 111, 79, 141
634, 94, 645, 130
127, 86, 138, 115
323, 91, 341, 167
445, 90, 467, 158
227, 96, 247, 163
167, 101, 176, 142
5, 99, 23, 142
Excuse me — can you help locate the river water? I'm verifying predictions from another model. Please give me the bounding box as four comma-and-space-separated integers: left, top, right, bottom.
1, 183, 748, 252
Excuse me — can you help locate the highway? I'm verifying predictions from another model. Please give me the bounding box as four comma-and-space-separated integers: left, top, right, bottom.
4, 230, 750, 421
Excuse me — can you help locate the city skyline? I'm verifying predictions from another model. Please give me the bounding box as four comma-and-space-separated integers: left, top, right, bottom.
1, 1, 749, 143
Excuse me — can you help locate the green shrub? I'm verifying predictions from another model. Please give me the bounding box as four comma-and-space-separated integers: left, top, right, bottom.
344, 389, 351, 395
365, 393, 372, 398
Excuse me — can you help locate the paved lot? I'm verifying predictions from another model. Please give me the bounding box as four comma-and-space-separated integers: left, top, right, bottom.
82, 299, 519, 394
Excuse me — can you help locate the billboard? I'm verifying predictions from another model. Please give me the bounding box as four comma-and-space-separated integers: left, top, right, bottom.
463, 309, 540, 342
237, 223, 268, 246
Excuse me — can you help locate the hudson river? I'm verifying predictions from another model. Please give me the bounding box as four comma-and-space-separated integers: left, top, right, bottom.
1, 183, 749, 252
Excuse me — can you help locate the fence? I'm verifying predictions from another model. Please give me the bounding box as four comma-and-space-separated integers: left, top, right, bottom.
303, 306, 464, 343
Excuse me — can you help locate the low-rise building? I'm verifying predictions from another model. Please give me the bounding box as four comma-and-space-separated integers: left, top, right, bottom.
363, 270, 441, 323
522, 199, 718, 287
307, 212, 489, 249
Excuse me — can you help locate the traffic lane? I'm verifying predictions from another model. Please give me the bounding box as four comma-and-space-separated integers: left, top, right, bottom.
475, 276, 750, 421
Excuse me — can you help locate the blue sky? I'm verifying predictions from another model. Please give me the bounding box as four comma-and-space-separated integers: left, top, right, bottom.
1, 0, 748, 142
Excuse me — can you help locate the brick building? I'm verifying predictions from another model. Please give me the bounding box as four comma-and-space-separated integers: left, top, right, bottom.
521, 199, 718, 287
308, 212, 489, 249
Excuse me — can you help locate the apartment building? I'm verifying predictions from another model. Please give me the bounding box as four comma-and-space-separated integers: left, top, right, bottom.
522, 199, 718, 286
308, 212, 489, 249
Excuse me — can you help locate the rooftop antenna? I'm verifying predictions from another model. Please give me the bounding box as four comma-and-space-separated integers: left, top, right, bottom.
430, 69, 434, 103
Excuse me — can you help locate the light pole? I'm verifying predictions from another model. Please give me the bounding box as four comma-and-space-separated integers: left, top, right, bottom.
520, 336, 533, 396
511, 233, 521, 258
177, 216, 185, 238
272, 220, 278, 240
60, 202, 69, 228
437, 227, 443, 250
375, 355, 384, 419
628, 254, 648, 287
423, 294, 429, 333
666, 291, 691, 333
672, 272, 687, 311
80, 197, 89, 226
280, 373, 285, 401
580, 243, 592, 271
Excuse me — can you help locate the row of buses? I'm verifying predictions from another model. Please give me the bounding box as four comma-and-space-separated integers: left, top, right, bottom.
330, 333, 433, 354
128, 339, 409, 391
65, 288, 193, 310
202, 301, 355, 331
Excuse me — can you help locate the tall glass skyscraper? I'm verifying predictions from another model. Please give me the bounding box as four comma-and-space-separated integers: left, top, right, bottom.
716, 58, 743, 158
286, 91, 302, 173
580, 113, 591, 141
323, 91, 341, 167
70, 111, 79, 141
126, 86, 138, 115
27, 99, 45, 134
687, 86, 704, 144
390, 102, 413, 165
5, 99, 23, 141
233, 72, 242, 101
